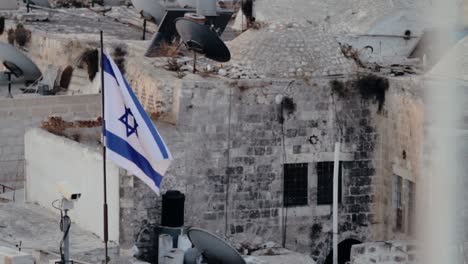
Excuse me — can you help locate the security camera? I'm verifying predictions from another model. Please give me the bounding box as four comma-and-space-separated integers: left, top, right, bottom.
56, 181, 82, 201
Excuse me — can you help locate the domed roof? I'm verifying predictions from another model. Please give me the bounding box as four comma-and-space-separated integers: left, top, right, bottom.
228, 23, 356, 78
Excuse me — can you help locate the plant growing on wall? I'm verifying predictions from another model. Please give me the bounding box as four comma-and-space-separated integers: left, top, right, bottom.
79, 49, 99, 81
112, 45, 128, 74
329, 74, 389, 113
14, 23, 31, 47
7, 28, 14, 45
355, 74, 389, 113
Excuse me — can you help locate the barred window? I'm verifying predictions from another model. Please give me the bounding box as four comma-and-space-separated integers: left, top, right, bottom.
393, 175, 403, 231
317, 162, 342, 205
283, 163, 308, 207
407, 181, 416, 235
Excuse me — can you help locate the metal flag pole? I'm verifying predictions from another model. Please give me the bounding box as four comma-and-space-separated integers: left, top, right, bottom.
100, 30, 109, 264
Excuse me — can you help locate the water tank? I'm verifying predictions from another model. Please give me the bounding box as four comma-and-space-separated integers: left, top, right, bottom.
197, 0, 217, 16
161, 190, 185, 227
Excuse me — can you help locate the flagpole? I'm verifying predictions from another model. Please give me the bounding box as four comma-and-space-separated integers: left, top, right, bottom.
100, 30, 109, 264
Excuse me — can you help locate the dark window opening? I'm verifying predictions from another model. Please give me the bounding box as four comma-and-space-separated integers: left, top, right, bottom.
407, 181, 416, 235
317, 161, 342, 205
284, 163, 308, 207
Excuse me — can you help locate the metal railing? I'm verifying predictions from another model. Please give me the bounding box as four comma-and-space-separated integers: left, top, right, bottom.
0, 183, 15, 202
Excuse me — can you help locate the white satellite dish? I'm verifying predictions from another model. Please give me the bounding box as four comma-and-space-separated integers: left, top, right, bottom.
0, 43, 42, 82
187, 228, 246, 264
131, 0, 167, 24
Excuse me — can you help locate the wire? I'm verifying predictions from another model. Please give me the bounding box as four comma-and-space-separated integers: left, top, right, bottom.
52, 199, 62, 211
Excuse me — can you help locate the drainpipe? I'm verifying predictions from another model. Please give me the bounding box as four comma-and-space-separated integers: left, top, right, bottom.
333, 142, 340, 264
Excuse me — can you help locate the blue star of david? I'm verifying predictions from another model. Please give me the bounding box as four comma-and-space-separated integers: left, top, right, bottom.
119, 107, 139, 137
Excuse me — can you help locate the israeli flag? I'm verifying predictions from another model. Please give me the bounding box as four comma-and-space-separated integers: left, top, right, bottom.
103, 53, 172, 194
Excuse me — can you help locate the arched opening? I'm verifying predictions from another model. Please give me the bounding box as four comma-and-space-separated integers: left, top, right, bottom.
324, 238, 362, 264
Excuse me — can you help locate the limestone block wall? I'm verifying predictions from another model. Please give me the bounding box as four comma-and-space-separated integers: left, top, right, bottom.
119, 76, 423, 264
373, 77, 424, 240
350, 241, 416, 264
0, 94, 101, 187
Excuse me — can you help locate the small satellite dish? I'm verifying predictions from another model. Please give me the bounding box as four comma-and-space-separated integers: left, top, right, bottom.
131, 0, 166, 24
0, 43, 41, 82
29, 0, 51, 7
187, 228, 246, 264
175, 17, 231, 63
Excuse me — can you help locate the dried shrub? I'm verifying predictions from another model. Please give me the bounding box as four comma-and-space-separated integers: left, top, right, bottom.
339, 43, 365, 68
165, 58, 182, 72
112, 45, 128, 74
354, 74, 389, 113
251, 21, 267, 30
79, 49, 99, 81
41, 116, 69, 136
41, 116, 102, 139
282, 97, 296, 114
278, 96, 296, 123
7, 28, 14, 45
14, 24, 31, 47
155, 42, 180, 57
330, 79, 346, 97
0, 17, 5, 35
60, 66, 74, 89
150, 112, 161, 120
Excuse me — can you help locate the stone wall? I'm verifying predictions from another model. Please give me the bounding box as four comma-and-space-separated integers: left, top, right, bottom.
0, 94, 101, 187
119, 75, 423, 264
350, 241, 416, 264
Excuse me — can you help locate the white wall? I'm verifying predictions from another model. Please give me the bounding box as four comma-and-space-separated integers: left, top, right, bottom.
25, 128, 120, 242
0, 0, 18, 10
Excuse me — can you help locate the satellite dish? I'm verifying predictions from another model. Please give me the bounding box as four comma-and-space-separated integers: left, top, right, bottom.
175, 17, 231, 62
145, 9, 233, 57
0, 43, 41, 82
29, 0, 51, 7
131, 0, 166, 24
187, 228, 246, 264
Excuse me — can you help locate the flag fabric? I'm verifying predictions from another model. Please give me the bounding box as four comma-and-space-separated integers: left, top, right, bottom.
102, 53, 172, 194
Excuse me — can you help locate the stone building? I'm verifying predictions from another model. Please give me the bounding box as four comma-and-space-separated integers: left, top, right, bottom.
117, 1, 425, 263
0, 1, 432, 263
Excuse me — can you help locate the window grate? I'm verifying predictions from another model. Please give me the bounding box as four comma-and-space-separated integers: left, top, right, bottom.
317, 161, 342, 205
407, 181, 416, 235
393, 175, 403, 231
283, 163, 308, 207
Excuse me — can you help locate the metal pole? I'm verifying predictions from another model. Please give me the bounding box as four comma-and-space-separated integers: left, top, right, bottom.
100, 30, 109, 264
142, 19, 146, 40
63, 212, 70, 263
332, 142, 340, 264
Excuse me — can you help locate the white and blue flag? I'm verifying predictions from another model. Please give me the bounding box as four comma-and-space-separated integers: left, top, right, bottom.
103, 53, 172, 194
